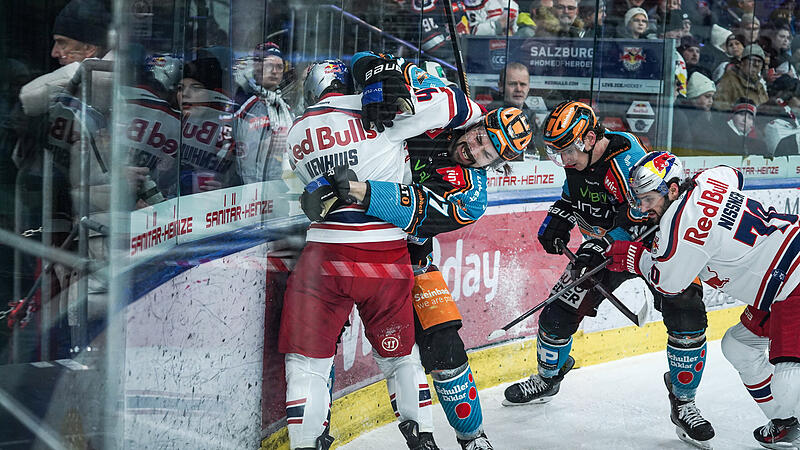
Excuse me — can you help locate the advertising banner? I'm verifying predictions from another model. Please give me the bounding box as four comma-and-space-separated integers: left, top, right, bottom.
464, 37, 666, 93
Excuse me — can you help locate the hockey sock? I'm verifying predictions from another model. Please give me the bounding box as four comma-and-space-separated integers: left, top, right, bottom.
374, 345, 434, 432
431, 362, 483, 440
537, 329, 573, 379
721, 322, 779, 418
771, 362, 800, 420
666, 331, 706, 400
285, 353, 334, 449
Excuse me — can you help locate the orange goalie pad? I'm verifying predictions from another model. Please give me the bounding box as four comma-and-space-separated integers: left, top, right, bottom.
412, 270, 462, 330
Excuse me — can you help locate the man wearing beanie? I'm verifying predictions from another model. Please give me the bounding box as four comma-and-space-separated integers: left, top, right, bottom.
714, 43, 768, 111
51, 0, 110, 66
234, 42, 294, 184
673, 72, 718, 152
18, 0, 111, 116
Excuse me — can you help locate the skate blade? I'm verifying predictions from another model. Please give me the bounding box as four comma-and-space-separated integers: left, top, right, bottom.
757, 441, 800, 450
501, 397, 553, 407
675, 426, 713, 449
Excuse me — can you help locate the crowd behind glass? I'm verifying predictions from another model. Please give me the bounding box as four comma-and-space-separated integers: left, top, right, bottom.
0, 0, 799, 364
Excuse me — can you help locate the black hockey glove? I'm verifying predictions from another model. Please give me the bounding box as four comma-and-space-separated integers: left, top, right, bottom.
538, 200, 576, 254
360, 59, 414, 132
299, 166, 359, 222
570, 237, 612, 288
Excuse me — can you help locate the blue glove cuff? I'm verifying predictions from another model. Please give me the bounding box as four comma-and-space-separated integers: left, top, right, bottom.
305, 176, 331, 193
362, 82, 384, 104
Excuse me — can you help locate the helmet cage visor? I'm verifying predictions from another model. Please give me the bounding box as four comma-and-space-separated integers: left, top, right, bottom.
545, 139, 585, 167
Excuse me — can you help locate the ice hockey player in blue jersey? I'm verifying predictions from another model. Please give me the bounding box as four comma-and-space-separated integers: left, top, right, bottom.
502, 101, 716, 449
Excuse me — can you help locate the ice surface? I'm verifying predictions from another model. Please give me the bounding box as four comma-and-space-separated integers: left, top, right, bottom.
341, 339, 767, 449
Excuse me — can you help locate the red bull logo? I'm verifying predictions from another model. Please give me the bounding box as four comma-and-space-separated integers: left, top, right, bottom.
620, 47, 645, 71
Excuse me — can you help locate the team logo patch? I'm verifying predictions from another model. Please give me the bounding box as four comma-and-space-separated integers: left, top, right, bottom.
436, 166, 467, 188
620, 47, 645, 71
705, 267, 730, 289
381, 336, 400, 352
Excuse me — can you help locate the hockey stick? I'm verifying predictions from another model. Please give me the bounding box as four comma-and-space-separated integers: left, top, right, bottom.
562, 245, 648, 327
486, 259, 611, 341
443, 0, 470, 97
487, 225, 658, 341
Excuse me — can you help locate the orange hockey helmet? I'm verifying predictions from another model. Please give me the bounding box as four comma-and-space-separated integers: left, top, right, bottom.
483, 107, 532, 162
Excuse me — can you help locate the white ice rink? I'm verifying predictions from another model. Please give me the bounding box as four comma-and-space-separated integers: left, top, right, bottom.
341, 339, 771, 449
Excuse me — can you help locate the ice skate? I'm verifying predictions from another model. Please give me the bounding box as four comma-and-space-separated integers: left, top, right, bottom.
457, 432, 493, 450
753, 417, 800, 449
664, 372, 715, 449
398, 420, 439, 450
502, 356, 575, 406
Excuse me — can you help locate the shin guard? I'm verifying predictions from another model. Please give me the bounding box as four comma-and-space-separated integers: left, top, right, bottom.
537, 329, 573, 379
285, 353, 334, 449
431, 362, 483, 440
721, 322, 779, 418
374, 344, 434, 433
667, 331, 707, 401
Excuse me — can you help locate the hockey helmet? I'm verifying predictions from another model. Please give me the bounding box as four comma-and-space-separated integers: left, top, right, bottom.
542, 100, 601, 165
483, 107, 532, 162
627, 151, 686, 209
303, 59, 354, 106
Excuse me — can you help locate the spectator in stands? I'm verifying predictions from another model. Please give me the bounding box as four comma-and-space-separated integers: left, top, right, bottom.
707, 24, 733, 66
759, 74, 800, 155
761, 25, 796, 79
679, 36, 706, 76
517, 0, 560, 36
234, 42, 293, 184
467, 0, 520, 35
607, 0, 647, 32
714, 43, 768, 111
488, 63, 542, 159
538, 0, 585, 36
177, 54, 240, 193
619, 7, 649, 38
578, 0, 606, 37
659, 9, 688, 39
672, 72, 717, 152
716, 0, 755, 30
736, 13, 760, 45
719, 97, 768, 154
647, 0, 681, 35
713, 33, 746, 80
684, 0, 717, 42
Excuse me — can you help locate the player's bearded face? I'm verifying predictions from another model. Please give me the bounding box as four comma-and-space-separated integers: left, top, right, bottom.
637, 191, 669, 221
449, 123, 499, 168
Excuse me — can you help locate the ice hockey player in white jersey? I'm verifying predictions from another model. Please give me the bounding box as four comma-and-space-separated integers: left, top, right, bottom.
279, 59, 487, 450
607, 151, 800, 449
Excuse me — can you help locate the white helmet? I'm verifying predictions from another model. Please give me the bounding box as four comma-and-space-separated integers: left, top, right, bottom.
627, 151, 686, 208
303, 59, 353, 106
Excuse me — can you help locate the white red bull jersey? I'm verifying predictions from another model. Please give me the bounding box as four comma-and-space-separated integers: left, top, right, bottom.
287, 88, 482, 244
179, 90, 239, 190
464, 0, 519, 35
639, 166, 800, 311
120, 86, 180, 196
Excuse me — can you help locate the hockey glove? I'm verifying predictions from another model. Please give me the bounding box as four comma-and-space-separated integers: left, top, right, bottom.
299, 166, 359, 222
538, 200, 576, 254
606, 240, 645, 275
360, 60, 414, 132
570, 238, 612, 288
